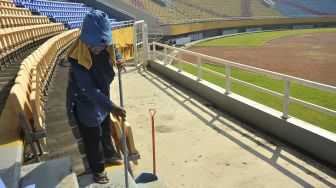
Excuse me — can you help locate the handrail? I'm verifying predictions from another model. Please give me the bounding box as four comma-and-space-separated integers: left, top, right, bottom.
151, 42, 336, 119
162, 15, 336, 25
111, 20, 134, 29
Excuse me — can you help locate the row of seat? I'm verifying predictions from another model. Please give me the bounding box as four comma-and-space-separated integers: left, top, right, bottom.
53, 16, 83, 24
0, 23, 65, 61
57, 17, 122, 29
0, 15, 50, 28
38, 10, 87, 17
13, 0, 85, 7
0, 6, 32, 15
23, 3, 92, 12
0, 30, 78, 185
66, 21, 82, 29
9, 29, 80, 147
0, 0, 16, 7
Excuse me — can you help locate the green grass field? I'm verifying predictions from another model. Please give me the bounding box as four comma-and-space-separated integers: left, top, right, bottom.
173, 63, 336, 133
195, 28, 336, 47
175, 28, 336, 133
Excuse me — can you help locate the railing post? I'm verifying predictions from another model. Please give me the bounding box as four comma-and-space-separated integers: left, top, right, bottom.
225, 66, 231, 94
143, 23, 149, 62
197, 56, 202, 81
178, 51, 182, 72
133, 22, 138, 65
164, 46, 167, 65
282, 80, 290, 119
153, 43, 156, 60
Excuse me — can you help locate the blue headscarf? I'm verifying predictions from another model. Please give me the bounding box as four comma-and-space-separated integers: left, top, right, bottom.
80, 10, 113, 46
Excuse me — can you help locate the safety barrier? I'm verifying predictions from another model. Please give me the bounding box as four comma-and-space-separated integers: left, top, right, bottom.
151, 42, 336, 119
112, 26, 134, 60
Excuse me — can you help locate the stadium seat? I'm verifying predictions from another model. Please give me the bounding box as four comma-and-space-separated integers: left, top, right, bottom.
0, 15, 50, 28
0, 0, 16, 7
0, 23, 66, 68
6, 29, 80, 146
0, 7, 32, 15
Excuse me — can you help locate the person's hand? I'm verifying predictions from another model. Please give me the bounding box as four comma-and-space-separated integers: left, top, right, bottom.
116, 59, 125, 71
112, 105, 126, 119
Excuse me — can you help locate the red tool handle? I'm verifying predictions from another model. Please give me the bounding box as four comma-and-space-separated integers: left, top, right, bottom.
149, 109, 156, 175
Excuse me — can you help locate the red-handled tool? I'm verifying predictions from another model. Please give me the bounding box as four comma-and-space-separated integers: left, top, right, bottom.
149, 109, 157, 175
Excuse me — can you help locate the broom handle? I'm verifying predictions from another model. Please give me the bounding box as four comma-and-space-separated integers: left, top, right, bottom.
149, 109, 156, 175
118, 69, 129, 188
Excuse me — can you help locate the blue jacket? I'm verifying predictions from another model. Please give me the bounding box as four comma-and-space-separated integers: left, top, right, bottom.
66, 49, 122, 127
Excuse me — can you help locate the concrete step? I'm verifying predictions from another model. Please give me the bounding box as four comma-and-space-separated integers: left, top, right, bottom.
135, 173, 170, 188
0, 72, 17, 77
0, 142, 23, 188
0, 69, 20, 75
77, 165, 138, 188
20, 156, 79, 188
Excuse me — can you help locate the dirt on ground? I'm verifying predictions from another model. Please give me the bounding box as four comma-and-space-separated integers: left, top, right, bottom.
185, 32, 336, 86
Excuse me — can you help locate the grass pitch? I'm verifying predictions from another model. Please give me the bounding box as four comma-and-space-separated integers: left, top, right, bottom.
176, 28, 336, 132
195, 28, 336, 47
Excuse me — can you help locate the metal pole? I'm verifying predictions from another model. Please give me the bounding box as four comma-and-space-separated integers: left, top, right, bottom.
19, 111, 40, 162
164, 46, 167, 65
153, 43, 156, 60
225, 66, 231, 94
118, 70, 129, 188
133, 23, 138, 65
282, 80, 290, 119
197, 56, 202, 81
178, 51, 182, 72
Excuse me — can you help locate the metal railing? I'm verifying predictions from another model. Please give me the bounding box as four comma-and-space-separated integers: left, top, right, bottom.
111, 20, 134, 30
133, 20, 149, 68
151, 42, 336, 119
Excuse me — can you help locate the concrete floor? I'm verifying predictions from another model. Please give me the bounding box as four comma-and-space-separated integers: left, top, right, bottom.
41, 60, 336, 187
110, 67, 336, 188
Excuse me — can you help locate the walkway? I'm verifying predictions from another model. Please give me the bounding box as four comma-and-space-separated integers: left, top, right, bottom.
40, 60, 336, 187
111, 67, 336, 187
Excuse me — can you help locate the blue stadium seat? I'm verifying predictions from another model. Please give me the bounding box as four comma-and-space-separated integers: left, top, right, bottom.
274, 0, 336, 17
66, 21, 83, 29
12, 0, 122, 29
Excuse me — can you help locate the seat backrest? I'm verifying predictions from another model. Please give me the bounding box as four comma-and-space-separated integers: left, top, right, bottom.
9, 84, 34, 129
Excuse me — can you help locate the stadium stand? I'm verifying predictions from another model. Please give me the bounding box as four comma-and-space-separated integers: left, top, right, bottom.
0, 28, 79, 187
250, 0, 283, 17
121, 0, 285, 24
170, 0, 214, 20
122, 0, 185, 24
119, 0, 336, 24
11, 0, 125, 29
12, 0, 91, 29
273, 0, 336, 17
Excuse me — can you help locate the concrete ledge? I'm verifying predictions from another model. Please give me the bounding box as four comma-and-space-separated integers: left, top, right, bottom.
20, 157, 79, 188
0, 141, 23, 188
149, 60, 336, 167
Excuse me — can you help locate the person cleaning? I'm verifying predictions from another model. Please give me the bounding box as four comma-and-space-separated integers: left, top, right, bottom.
66, 10, 125, 184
